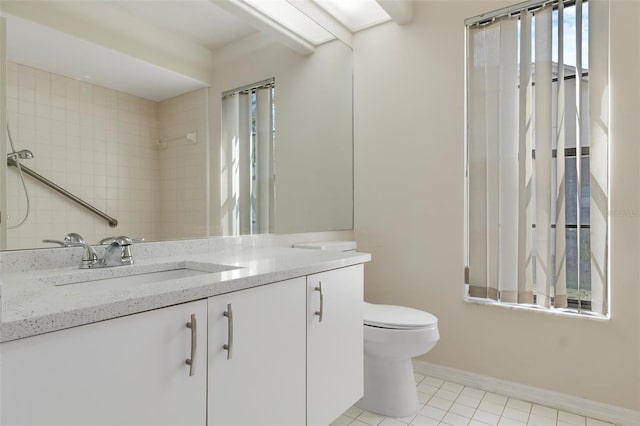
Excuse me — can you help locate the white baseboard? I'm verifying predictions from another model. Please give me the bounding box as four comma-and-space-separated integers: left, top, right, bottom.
412, 360, 640, 426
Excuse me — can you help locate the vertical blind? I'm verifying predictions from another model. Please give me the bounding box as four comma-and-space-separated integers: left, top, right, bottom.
221, 82, 275, 236
465, 0, 609, 315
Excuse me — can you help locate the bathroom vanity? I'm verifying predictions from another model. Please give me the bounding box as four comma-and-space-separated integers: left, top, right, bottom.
0, 241, 369, 425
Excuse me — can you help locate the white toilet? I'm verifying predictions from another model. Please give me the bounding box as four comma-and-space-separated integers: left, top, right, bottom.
293, 241, 440, 418
359, 301, 439, 417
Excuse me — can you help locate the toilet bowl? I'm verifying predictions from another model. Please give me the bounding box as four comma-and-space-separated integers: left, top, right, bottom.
358, 302, 439, 417
293, 241, 440, 418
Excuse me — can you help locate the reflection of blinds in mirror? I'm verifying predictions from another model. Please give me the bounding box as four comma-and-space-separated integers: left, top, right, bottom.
222, 78, 275, 98
221, 79, 275, 236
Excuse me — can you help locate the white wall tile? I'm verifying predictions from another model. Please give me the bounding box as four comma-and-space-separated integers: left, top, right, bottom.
157, 88, 208, 240
6, 62, 162, 248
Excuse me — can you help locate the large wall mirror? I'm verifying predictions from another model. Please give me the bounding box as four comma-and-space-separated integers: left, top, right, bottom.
0, 0, 353, 250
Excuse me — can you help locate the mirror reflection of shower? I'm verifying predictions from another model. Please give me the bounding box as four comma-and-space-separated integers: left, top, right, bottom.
6, 122, 33, 229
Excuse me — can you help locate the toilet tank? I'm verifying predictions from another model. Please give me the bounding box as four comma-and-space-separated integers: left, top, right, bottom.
292, 240, 357, 252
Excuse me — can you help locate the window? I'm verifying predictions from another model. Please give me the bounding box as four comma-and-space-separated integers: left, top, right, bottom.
464, 0, 609, 316
221, 79, 276, 236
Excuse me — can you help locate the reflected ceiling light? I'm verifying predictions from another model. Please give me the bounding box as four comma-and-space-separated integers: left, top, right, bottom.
313, 0, 391, 32
242, 0, 335, 46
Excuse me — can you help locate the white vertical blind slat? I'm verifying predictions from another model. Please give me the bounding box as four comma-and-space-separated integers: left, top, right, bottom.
534, 6, 554, 307
554, 1, 568, 308
468, 27, 490, 298
589, 0, 609, 315
255, 88, 273, 234
575, 0, 583, 309
518, 10, 535, 304
220, 94, 239, 236
498, 18, 519, 303
238, 94, 251, 235
485, 24, 501, 301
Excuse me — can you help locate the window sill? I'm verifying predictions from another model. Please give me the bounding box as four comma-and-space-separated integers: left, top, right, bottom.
463, 294, 610, 321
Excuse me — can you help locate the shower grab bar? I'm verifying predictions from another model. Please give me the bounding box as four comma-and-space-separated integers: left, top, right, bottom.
7, 158, 118, 228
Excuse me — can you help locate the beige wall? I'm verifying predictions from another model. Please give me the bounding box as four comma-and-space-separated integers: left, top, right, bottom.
209, 39, 353, 236
353, 0, 640, 411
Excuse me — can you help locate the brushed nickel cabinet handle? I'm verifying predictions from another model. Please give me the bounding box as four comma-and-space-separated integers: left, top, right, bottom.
315, 282, 324, 322
223, 304, 233, 360
185, 314, 197, 376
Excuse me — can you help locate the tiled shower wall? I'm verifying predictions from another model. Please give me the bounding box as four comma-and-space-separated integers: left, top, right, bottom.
158, 89, 208, 240
6, 62, 208, 249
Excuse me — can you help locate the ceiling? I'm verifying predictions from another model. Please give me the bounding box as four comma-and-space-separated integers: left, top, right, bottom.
115, 1, 259, 52
1, 0, 412, 101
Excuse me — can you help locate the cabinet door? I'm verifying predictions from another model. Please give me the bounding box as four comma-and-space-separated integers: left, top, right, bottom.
307, 265, 364, 426
1, 300, 207, 426
208, 278, 306, 426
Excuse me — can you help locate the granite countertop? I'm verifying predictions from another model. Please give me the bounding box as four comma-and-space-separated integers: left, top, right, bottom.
0, 246, 370, 342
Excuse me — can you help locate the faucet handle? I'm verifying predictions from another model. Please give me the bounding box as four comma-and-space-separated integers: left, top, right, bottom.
98, 236, 142, 245
69, 242, 99, 269
98, 236, 116, 245
116, 236, 134, 265
101, 237, 134, 267
64, 233, 86, 245
103, 241, 124, 267
43, 239, 66, 246
43, 232, 86, 247
114, 236, 133, 246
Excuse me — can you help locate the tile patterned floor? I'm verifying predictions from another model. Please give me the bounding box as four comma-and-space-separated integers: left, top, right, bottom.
331, 374, 616, 426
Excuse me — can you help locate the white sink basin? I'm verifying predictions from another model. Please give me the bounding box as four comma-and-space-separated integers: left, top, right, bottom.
59, 268, 211, 289
45, 260, 241, 289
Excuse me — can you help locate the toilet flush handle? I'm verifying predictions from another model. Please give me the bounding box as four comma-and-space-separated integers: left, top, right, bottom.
314, 282, 324, 322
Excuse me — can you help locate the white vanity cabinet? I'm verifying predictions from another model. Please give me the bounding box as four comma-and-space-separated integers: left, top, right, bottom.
0, 300, 207, 426
207, 266, 364, 426
307, 264, 364, 426
0, 262, 366, 426
207, 277, 307, 426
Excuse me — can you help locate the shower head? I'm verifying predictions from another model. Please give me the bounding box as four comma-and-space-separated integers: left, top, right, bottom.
7, 149, 34, 160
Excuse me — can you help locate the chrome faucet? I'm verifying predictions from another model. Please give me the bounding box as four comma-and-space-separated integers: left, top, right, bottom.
73, 242, 100, 269
43, 233, 100, 268
100, 236, 134, 267
75, 236, 133, 269
43, 233, 134, 268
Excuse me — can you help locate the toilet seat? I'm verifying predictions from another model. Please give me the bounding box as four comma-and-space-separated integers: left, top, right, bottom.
363, 302, 437, 330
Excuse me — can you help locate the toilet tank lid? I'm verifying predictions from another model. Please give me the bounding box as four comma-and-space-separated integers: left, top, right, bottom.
364, 302, 438, 329
293, 241, 356, 251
